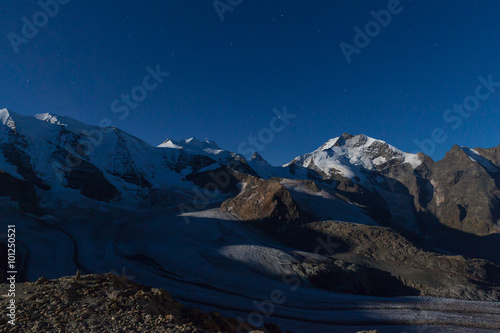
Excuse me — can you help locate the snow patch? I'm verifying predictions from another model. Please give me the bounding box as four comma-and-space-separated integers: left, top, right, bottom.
462, 147, 497, 173
34, 113, 67, 126
0, 108, 16, 131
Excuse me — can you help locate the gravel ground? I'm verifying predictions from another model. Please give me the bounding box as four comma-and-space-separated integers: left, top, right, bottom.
0, 272, 282, 333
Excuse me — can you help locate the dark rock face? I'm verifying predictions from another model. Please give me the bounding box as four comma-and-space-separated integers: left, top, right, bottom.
108, 133, 152, 188
0, 170, 42, 214
415, 147, 499, 236
426, 146, 500, 235
168, 150, 217, 174
332, 176, 393, 223
64, 159, 121, 202
475, 145, 500, 167
378, 145, 500, 236
1, 140, 50, 191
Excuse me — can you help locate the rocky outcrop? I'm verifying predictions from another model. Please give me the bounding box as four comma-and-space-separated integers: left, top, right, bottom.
292, 258, 417, 297
185, 165, 308, 229
280, 221, 500, 301
220, 170, 306, 231
0, 273, 282, 333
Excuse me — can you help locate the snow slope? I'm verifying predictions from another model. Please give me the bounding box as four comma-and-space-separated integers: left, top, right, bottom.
0, 110, 219, 196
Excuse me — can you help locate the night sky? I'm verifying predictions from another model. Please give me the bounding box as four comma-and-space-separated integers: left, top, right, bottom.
1, 1, 500, 165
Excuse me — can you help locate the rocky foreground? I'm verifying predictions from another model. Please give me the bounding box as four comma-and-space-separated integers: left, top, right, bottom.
0, 273, 283, 333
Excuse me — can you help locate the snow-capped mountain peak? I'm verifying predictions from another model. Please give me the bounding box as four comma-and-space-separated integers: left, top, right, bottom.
158, 137, 220, 150
0, 108, 11, 123
157, 137, 237, 165
286, 133, 422, 179
0, 108, 17, 131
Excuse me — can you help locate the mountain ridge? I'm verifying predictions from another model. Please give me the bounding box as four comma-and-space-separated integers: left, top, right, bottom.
1, 108, 500, 332
1, 109, 499, 237
5, 107, 498, 168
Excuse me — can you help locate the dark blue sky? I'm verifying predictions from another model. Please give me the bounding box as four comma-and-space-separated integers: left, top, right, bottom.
1, 1, 500, 165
